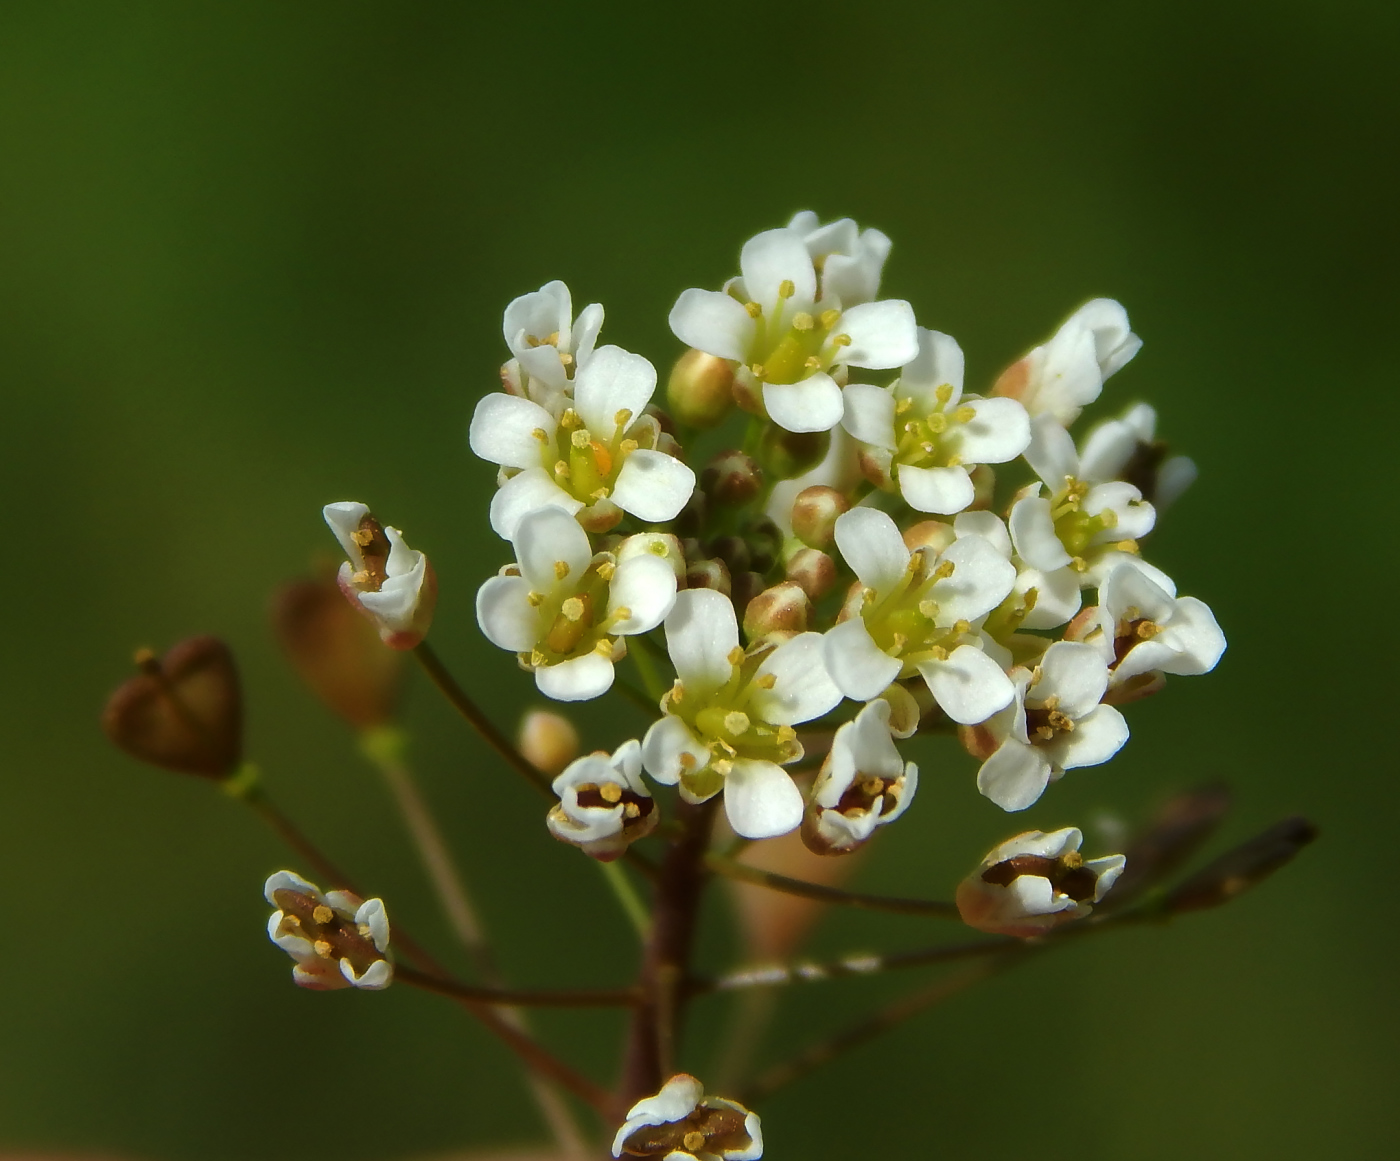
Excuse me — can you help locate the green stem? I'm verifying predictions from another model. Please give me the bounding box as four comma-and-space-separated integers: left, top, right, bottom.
706, 854, 962, 919
599, 859, 651, 942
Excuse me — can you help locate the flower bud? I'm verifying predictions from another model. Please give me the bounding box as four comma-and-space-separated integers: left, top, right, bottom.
324, 502, 437, 650
745, 518, 781, 574
1163, 816, 1317, 915
785, 547, 836, 600
265, 871, 392, 990
272, 572, 403, 730
956, 828, 1125, 938
729, 571, 766, 620
789, 486, 848, 549
612, 1074, 762, 1161
547, 741, 657, 862
901, 519, 955, 556
686, 557, 732, 595
709, 535, 751, 576
673, 493, 707, 539
728, 829, 862, 962
742, 581, 811, 643
701, 451, 763, 507
518, 709, 581, 777
102, 636, 242, 779
760, 427, 824, 478
666, 349, 735, 429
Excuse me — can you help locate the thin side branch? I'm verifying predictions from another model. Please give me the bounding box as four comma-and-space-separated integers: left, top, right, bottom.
395, 965, 639, 1008
706, 854, 962, 919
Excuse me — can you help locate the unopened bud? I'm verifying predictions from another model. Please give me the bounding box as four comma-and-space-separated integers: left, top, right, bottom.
272, 572, 403, 730
709, 535, 751, 576
730, 571, 766, 620
673, 492, 707, 539
1163, 816, 1318, 915
743, 581, 811, 642
763, 428, 825, 479
666, 348, 735, 429
790, 486, 848, 549
968, 463, 996, 509
902, 519, 955, 556
686, 557, 732, 595
746, 517, 781, 574
701, 451, 763, 507
323, 502, 437, 650
102, 636, 243, 779
518, 709, 581, 777
785, 546, 836, 600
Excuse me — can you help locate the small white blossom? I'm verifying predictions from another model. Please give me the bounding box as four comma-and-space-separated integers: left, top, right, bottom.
992, 299, 1141, 426
953, 510, 1082, 640
974, 641, 1129, 811
547, 739, 657, 861
822, 508, 1016, 724
323, 502, 436, 649
956, 828, 1125, 937
802, 699, 918, 855
787, 210, 891, 307
1079, 401, 1198, 509
476, 508, 680, 702
844, 328, 1031, 515
642, 589, 841, 840
470, 344, 696, 539
612, 1073, 763, 1161
500, 279, 605, 408
264, 871, 392, 991
668, 226, 918, 434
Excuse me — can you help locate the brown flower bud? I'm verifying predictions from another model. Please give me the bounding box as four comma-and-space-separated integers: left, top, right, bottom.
902, 519, 955, 556
790, 485, 848, 549
729, 571, 766, 620
517, 709, 581, 778
272, 572, 403, 730
102, 637, 242, 779
709, 535, 751, 576
785, 546, 836, 600
743, 581, 811, 643
1163, 816, 1318, 915
745, 518, 781, 574
701, 451, 763, 507
666, 349, 735, 429
686, 557, 732, 595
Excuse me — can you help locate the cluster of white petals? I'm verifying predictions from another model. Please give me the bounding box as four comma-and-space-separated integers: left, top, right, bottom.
803, 699, 917, 855
324, 501, 436, 649
499, 280, 604, 409
265, 871, 392, 991
547, 739, 657, 861
613, 1074, 763, 1161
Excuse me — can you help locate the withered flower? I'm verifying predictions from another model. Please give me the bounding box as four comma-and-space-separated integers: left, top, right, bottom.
547, 740, 657, 861
265, 871, 392, 990
324, 502, 437, 650
612, 1074, 762, 1160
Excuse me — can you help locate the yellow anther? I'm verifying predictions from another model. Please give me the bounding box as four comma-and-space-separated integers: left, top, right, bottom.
952, 618, 970, 635
619, 438, 639, 455
831, 333, 852, 348
527, 591, 544, 607
896, 397, 913, 414
671, 680, 685, 703
595, 561, 616, 581
1042, 695, 1061, 711
804, 355, 822, 369
917, 599, 939, 620
777, 725, 797, 742
1099, 508, 1119, 529
778, 278, 795, 298
792, 311, 815, 331
945, 455, 964, 468
558, 352, 573, 366
927, 645, 949, 661
590, 488, 609, 502
1061, 850, 1084, 870
723, 710, 751, 736
1048, 711, 1075, 732
351, 528, 375, 546
953, 405, 976, 424
1022, 586, 1040, 611
312, 905, 334, 925
819, 309, 841, 329
531, 427, 549, 442
862, 586, 878, 604
1116, 539, 1140, 554
716, 738, 737, 757
313, 940, 334, 959
727, 646, 745, 666
890, 632, 907, 653
561, 597, 585, 622
935, 383, 954, 405
554, 560, 571, 580
357, 922, 373, 939
560, 408, 580, 428
611, 605, 632, 622
683, 1132, 706, 1152
531, 649, 547, 667
1136, 620, 1163, 639
751, 363, 765, 376
594, 638, 614, 656
756, 673, 777, 689
1030, 665, 1044, 686
570, 428, 591, 449
554, 460, 570, 478
576, 782, 598, 794
927, 413, 948, 435
744, 301, 762, 317
713, 757, 734, 775
1070, 556, 1088, 573
614, 408, 633, 429
351, 569, 372, 586
623, 802, 641, 819
598, 781, 623, 804
920, 441, 936, 454
933, 560, 956, 580
678, 751, 696, 769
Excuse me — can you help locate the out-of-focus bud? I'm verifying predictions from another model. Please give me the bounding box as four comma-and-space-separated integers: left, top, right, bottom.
956, 828, 1125, 938
745, 518, 781, 574
1106, 784, 1232, 906
612, 1074, 763, 1161
968, 463, 996, 510
323, 502, 437, 650
785, 547, 836, 600
901, 519, 955, 556
673, 493, 707, 539
789, 485, 848, 549
728, 830, 863, 963
701, 451, 763, 507
686, 557, 732, 595
265, 871, 392, 990
742, 581, 811, 643
802, 700, 917, 856
761, 428, 825, 479
1163, 816, 1318, 915
730, 571, 766, 619
667, 349, 735, 429
616, 531, 687, 584
272, 571, 403, 730
518, 709, 581, 778
709, 536, 751, 576
547, 740, 658, 862
102, 636, 243, 780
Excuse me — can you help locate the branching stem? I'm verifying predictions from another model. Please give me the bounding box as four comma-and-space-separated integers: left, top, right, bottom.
706, 854, 961, 919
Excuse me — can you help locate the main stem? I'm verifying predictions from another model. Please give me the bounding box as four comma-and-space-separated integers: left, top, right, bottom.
619, 796, 716, 1111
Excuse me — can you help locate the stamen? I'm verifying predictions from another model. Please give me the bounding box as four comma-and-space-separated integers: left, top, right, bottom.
559, 408, 580, 429
831, 333, 852, 348
530, 649, 547, 667
778, 279, 795, 298
744, 301, 762, 318
598, 782, 623, 804
683, 1132, 706, 1152
679, 752, 697, 769
934, 384, 954, 405
531, 427, 549, 442
727, 646, 745, 667
554, 560, 571, 580
558, 352, 573, 366
819, 309, 841, 329
595, 561, 616, 581
527, 591, 544, 606
593, 638, 614, 656
613, 408, 633, 429
933, 560, 956, 580
570, 428, 591, 449
953, 405, 976, 424
624, 802, 640, 819
792, 311, 815, 331
561, 597, 585, 622
312, 905, 334, 925
755, 673, 777, 689
723, 710, 751, 736
553, 460, 570, 479
313, 940, 334, 959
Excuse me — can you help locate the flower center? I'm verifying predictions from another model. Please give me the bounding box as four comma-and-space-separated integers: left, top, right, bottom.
348, 514, 391, 591
572, 779, 653, 823
737, 280, 849, 384
891, 383, 976, 470
1023, 694, 1075, 744
271, 888, 385, 976
858, 550, 972, 673
835, 770, 902, 819
1111, 608, 1163, 668
533, 407, 652, 506
526, 559, 630, 668
980, 850, 1098, 902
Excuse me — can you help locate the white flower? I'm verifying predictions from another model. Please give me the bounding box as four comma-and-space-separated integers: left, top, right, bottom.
1078, 401, 1198, 510
1008, 414, 1160, 587
992, 298, 1141, 426
668, 226, 918, 434
955, 828, 1125, 938
546, 739, 658, 861
612, 1073, 763, 1161
787, 210, 891, 307
802, 699, 918, 855
953, 510, 1082, 639
822, 508, 1016, 724
470, 344, 697, 539
974, 641, 1129, 811
476, 508, 680, 702
844, 328, 1031, 515
323, 502, 436, 649
500, 280, 605, 408
1071, 563, 1226, 694
642, 589, 841, 840
264, 871, 392, 991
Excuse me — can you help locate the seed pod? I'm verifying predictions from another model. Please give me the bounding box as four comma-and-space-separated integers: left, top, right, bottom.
1163, 816, 1318, 915
1105, 784, 1233, 906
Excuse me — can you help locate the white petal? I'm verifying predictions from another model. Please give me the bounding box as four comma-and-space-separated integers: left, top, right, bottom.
822, 617, 901, 701
621, 1074, 703, 1128
954, 510, 1012, 557
475, 575, 538, 651
665, 589, 738, 693
1078, 417, 1139, 481
1085, 482, 1156, 541
1034, 641, 1109, 717
750, 632, 843, 725
323, 502, 370, 562
1053, 704, 1129, 769
641, 715, 708, 786
265, 870, 321, 906
918, 645, 1014, 725
468, 394, 554, 470
573, 344, 658, 435
836, 300, 919, 369
1072, 298, 1141, 379
977, 741, 1052, 811
354, 898, 391, 952
1116, 597, 1226, 682
983, 827, 1082, 863
763, 373, 843, 433
535, 653, 615, 702
833, 507, 910, 592
1008, 495, 1072, 571
489, 468, 582, 540
934, 535, 1018, 623
843, 699, 905, 780
668, 288, 754, 361
898, 464, 974, 515
953, 396, 1031, 464
740, 228, 817, 309
1024, 414, 1080, 488
840, 382, 897, 448
900, 328, 965, 406
513, 505, 592, 592
611, 450, 696, 523
724, 759, 804, 839
1102, 563, 1176, 624
573, 302, 605, 368
1016, 566, 1082, 630
1157, 456, 1198, 508
608, 553, 678, 635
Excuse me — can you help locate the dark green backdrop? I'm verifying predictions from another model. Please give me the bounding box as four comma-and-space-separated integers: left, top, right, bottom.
2, 3, 1395, 1158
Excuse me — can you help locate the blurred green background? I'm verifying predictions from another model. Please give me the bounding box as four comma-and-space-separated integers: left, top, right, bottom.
2, 2, 1395, 1158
